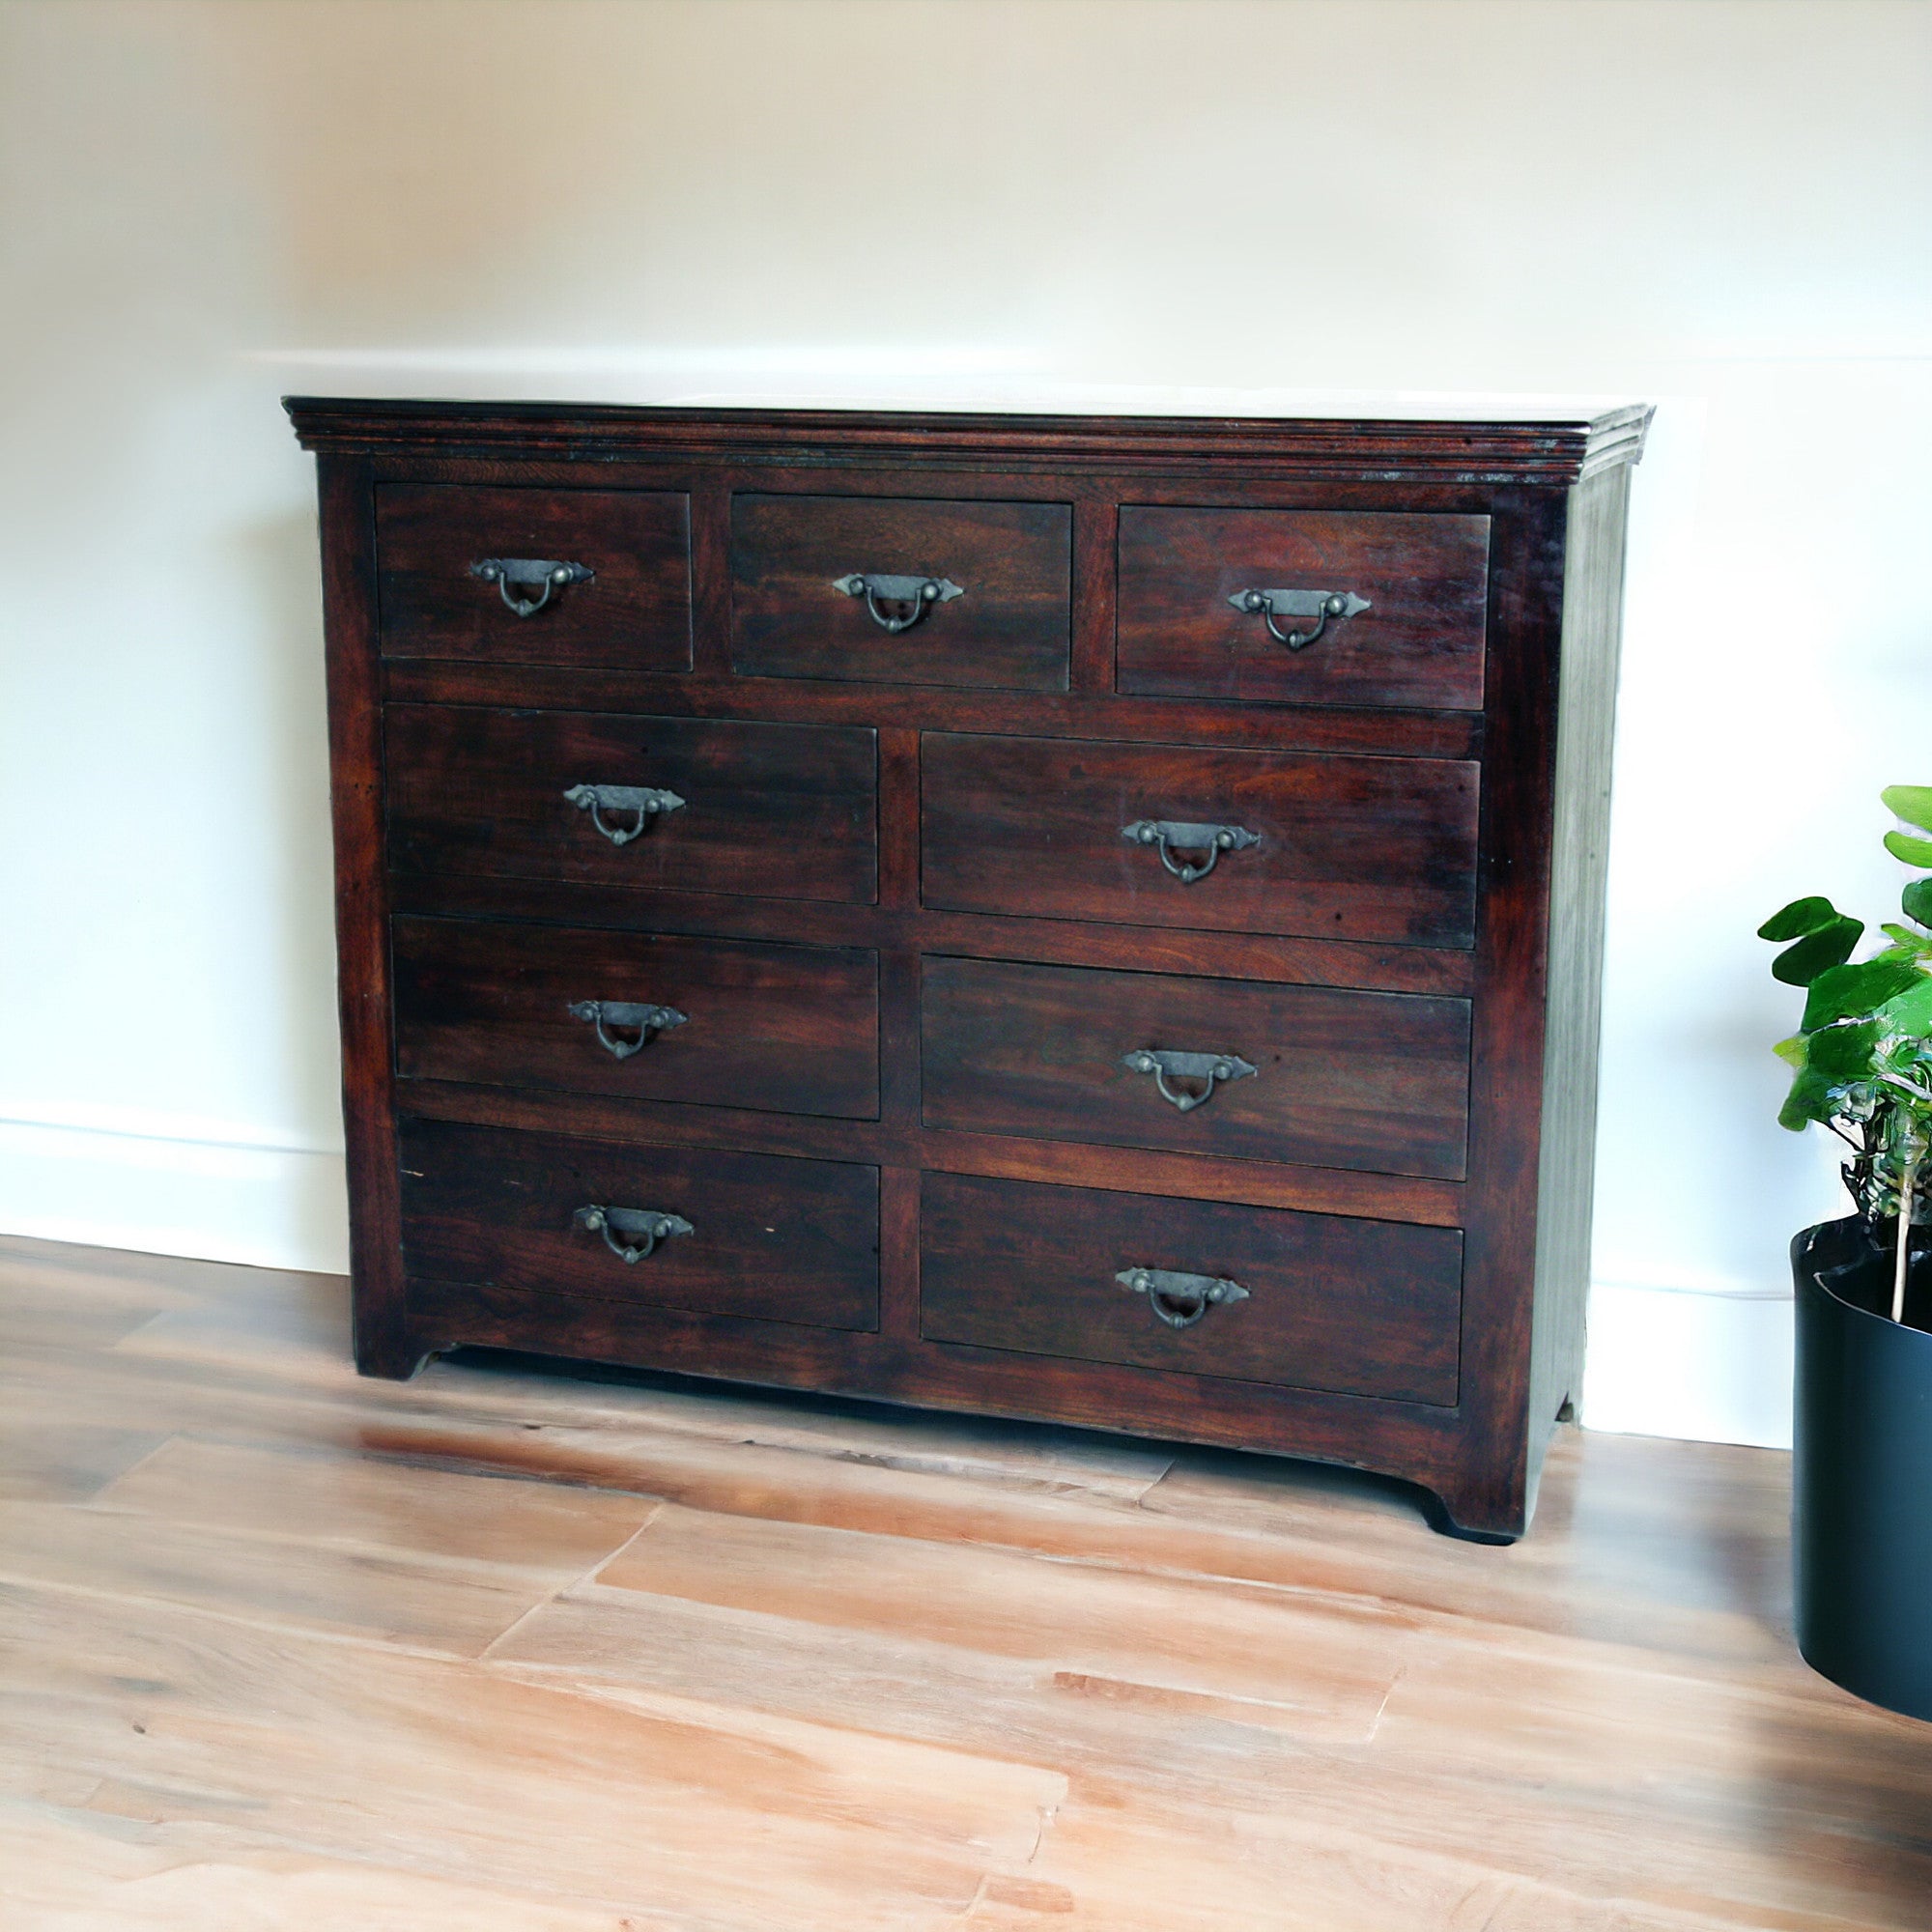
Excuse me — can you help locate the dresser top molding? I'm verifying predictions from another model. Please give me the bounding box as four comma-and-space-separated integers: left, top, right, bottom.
283, 397, 1652, 486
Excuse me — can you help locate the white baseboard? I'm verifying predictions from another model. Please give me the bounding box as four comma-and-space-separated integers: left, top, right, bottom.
1580, 1276, 1794, 1450
0, 1117, 348, 1274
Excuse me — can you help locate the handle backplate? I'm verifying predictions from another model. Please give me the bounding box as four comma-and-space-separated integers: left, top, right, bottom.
1116, 1265, 1251, 1330
567, 999, 688, 1060
832, 571, 965, 634
563, 782, 687, 845
575, 1204, 694, 1263
470, 556, 594, 616
1121, 818, 1262, 884
1122, 1048, 1258, 1113
1229, 586, 1371, 650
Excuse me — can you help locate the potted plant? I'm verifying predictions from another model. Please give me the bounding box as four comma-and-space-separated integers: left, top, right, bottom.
1762, 784, 1932, 1721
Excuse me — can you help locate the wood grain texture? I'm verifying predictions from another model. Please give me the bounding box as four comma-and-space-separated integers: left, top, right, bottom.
11, 1234, 1931, 1932
1117, 505, 1490, 710
730, 493, 1071, 691
920, 1171, 1463, 1405
392, 914, 880, 1120
922, 730, 1482, 947
384, 703, 879, 904
398, 1118, 881, 1332
375, 481, 693, 670
921, 952, 1471, 1179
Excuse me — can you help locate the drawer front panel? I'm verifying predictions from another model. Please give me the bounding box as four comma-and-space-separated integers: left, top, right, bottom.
1117, 506, 1490, 711
377, 484, 693, 670
385, 705, 878, 904
401, 1119, 879, 1329
921, 955, 1470, 1179
731, 493, 1071, 691
921, 1173, 1462, 1405
921, 732, 1480, 947
393, 916, 880, 1119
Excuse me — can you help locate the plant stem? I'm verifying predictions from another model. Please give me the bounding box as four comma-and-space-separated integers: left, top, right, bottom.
1893, 1152, 1919, 1325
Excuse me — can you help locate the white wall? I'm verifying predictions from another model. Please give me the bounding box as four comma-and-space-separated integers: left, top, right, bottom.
3, 0, 1928, 1444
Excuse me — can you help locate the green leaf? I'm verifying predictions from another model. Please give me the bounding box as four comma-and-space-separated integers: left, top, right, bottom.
1809, 1019, 1882, 1081
1885, 831, 1932, 867
1802, 956, 1925, 1031
1881, 784, 1932, 834
1878, 971, 1932, 1041
1758, 895, 1839, 942
1903, 879, 1932, 927
1778, 1068, 1837, 1131
1771, 916, 1863, 985
1881, 923, 1932, 951
1773, 1034, 1808, 1069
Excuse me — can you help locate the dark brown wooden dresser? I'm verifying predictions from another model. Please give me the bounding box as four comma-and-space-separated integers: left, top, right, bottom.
288, 397, 1649, 1540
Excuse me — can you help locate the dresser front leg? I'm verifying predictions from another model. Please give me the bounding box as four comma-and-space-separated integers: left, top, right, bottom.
354, 1314, 438, 1381
1420, 1472, 1529, 1545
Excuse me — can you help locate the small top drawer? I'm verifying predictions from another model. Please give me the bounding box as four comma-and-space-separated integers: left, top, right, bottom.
731, 493, 1071, 692
377, 484, 693, 670
922, 732, 1480, 949
1117, 506, 1489, 711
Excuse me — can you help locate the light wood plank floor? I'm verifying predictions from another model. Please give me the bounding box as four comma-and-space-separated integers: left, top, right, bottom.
2, 1234, 1927, 1930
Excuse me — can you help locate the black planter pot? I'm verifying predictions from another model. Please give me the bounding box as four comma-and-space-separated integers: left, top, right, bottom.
1792, 1215, 1932, 1721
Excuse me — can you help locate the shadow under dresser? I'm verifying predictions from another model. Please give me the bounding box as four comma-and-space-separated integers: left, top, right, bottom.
288, 396, 1650, 1540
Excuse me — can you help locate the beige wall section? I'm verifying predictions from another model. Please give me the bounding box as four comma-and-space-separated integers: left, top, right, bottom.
2, 1, 1927, 1436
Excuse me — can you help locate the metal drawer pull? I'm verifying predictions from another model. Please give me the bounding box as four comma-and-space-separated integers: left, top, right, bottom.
1122, 1048, 1257, 1113
575, 1204, 694, 1263
1230, 586, 1371, 651
1121, 818, 1262, 884
469, 556, 594, 616
831, 571, 965, 633
563, 782, 686, 845
1117, 1265, 1251, 1330
567, 999, 688, 1060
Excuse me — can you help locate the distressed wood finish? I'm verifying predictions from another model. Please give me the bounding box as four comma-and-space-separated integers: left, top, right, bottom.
920, 954, 1471, 1178
1117, 505, 1491, 710
730, 493, 1071, 691
376, 482, 692, 669
399, 1119, 880, 1331
392, 915, 880, 1120
920, 1173, 1464, 1406
384, 704, 879, 903
291, 396, 1649, 1540
922, 731, 1483, 947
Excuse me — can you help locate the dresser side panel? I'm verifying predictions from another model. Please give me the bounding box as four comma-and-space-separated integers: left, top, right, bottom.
316, 455, 415, 1374
1529, 462, 1635, 1472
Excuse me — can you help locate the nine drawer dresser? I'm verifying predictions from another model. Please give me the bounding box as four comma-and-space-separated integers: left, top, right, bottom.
288, 397, 1649, 1541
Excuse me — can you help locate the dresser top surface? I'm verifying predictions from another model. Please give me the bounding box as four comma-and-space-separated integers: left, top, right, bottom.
284, 395, 1652, 485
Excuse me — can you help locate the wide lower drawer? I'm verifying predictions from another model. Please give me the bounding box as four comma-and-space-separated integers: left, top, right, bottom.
393, 916, 880, 1119
731, 493, 1071, 691
377, 483, 693, 671
920, 1172, 1462, 1405
1117, 505, 1490, 711
921, 731, 1480, 947
385, 705, 878, 904
399, 1119, 880, 1329
920, 955, 1470, 1178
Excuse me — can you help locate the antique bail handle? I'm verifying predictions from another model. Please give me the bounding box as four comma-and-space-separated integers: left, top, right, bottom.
470, 557, 594, 617
1116, 1266, 1251, 1330
1122, 1048, 1257, 1113
562, 782, 686, 846
567, 999, 688, 1061
1121, 818, 1262, 884
1230, 587, 1371, 651
831, 571, 965, 634
575, 1205, 694, 1264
